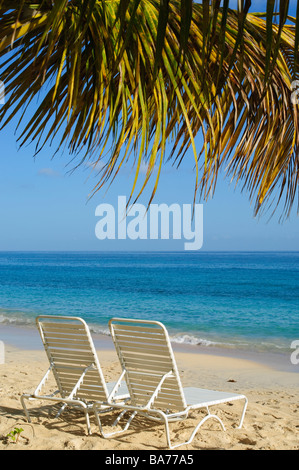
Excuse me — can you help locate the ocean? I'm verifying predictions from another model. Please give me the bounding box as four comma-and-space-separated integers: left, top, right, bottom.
0, 251, 298, 356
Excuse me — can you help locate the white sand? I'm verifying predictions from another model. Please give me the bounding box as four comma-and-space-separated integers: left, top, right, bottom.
0, 334, 298, 450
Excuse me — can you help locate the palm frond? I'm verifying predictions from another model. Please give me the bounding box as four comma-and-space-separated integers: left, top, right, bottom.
0, 1, 298, 217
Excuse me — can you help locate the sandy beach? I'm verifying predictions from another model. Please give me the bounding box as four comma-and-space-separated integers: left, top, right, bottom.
0, 325, 298, 451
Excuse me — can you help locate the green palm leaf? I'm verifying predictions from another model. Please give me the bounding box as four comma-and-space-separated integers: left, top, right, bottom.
0, 1, 298, 217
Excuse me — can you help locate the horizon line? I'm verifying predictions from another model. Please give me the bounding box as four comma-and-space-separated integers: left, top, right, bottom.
0, 250, 298, 254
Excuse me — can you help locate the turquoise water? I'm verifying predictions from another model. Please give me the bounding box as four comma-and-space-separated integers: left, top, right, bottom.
0, 251, 298, 354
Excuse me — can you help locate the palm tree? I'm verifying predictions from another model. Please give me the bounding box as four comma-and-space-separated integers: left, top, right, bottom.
0, 1, 298, 217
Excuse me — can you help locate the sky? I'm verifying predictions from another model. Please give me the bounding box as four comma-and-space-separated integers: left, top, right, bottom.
0, 1, 298, 253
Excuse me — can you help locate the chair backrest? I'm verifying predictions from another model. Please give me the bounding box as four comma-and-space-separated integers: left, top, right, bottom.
36, 315, 109, 403
109, 318, 187, 412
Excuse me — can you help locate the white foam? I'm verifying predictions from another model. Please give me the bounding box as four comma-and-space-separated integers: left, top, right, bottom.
169, 333, 218, 347
0, 313, 33, 326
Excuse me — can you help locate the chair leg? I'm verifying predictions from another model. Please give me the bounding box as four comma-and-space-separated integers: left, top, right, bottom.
21, 395, 92, 436
55, 402, 67, 419
158, 409, 226, 450
162, 399, 248, 449
20, 394, 32, 423
237, 397, 248, 429
56, 401, 92, 435
94, 407, 137, 438
112, 409, 129, 426
84, 410, 92, 435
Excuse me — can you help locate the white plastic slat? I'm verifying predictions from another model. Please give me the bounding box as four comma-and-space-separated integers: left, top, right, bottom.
51, 358, 95, 367
122, 360, 172, 374
122, 360, 170, 372
81, 378, 104, 386
113, 324, 165, 335
115, 343, 169, 356
59, 375, 103, 385
130, 389, 185, 406
51, 349, 94, 356
59, 382, 101, 391
129, 381, 183, 397
128, 385, 183, 399
74, 384, 105, 393
127, 373, 177, 387
57, 373, 101, 383
114, 332, 166, 344
131, 390, 185, 407
129, 381, 182, 396
123, 354, 172, 365
45, 342, 92, 351
116, 336, 166, 346
43, 332, 89, 341
54, 364, 94, 372
123, 352, 172, 365
51, 353, 95, 362
45, 336, 90, 345
49, 348, 94, 356
60, 379, 104, 391
41, 322, 86, 331
76, 391, 107, 400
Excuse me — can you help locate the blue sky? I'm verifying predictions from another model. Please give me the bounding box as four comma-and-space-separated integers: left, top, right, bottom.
0, 1, 298, 252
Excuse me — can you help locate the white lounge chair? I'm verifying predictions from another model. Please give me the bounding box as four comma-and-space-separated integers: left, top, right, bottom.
93, 318, 248, 449
21, 315, 128, 435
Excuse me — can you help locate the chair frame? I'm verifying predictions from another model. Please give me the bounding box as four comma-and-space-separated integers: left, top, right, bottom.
21, 315, 128, 435
93, 318, 248, 449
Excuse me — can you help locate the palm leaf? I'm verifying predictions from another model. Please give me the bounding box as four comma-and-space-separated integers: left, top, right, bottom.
0, 1, 298, 218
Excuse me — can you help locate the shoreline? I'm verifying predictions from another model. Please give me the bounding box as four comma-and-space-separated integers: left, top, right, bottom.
1, 322, 298, 375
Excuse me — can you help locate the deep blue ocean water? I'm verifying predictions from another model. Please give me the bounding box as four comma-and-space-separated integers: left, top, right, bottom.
0, 251, 298, 354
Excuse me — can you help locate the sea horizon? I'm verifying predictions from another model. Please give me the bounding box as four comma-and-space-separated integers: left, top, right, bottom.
0, 250, 298, 252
